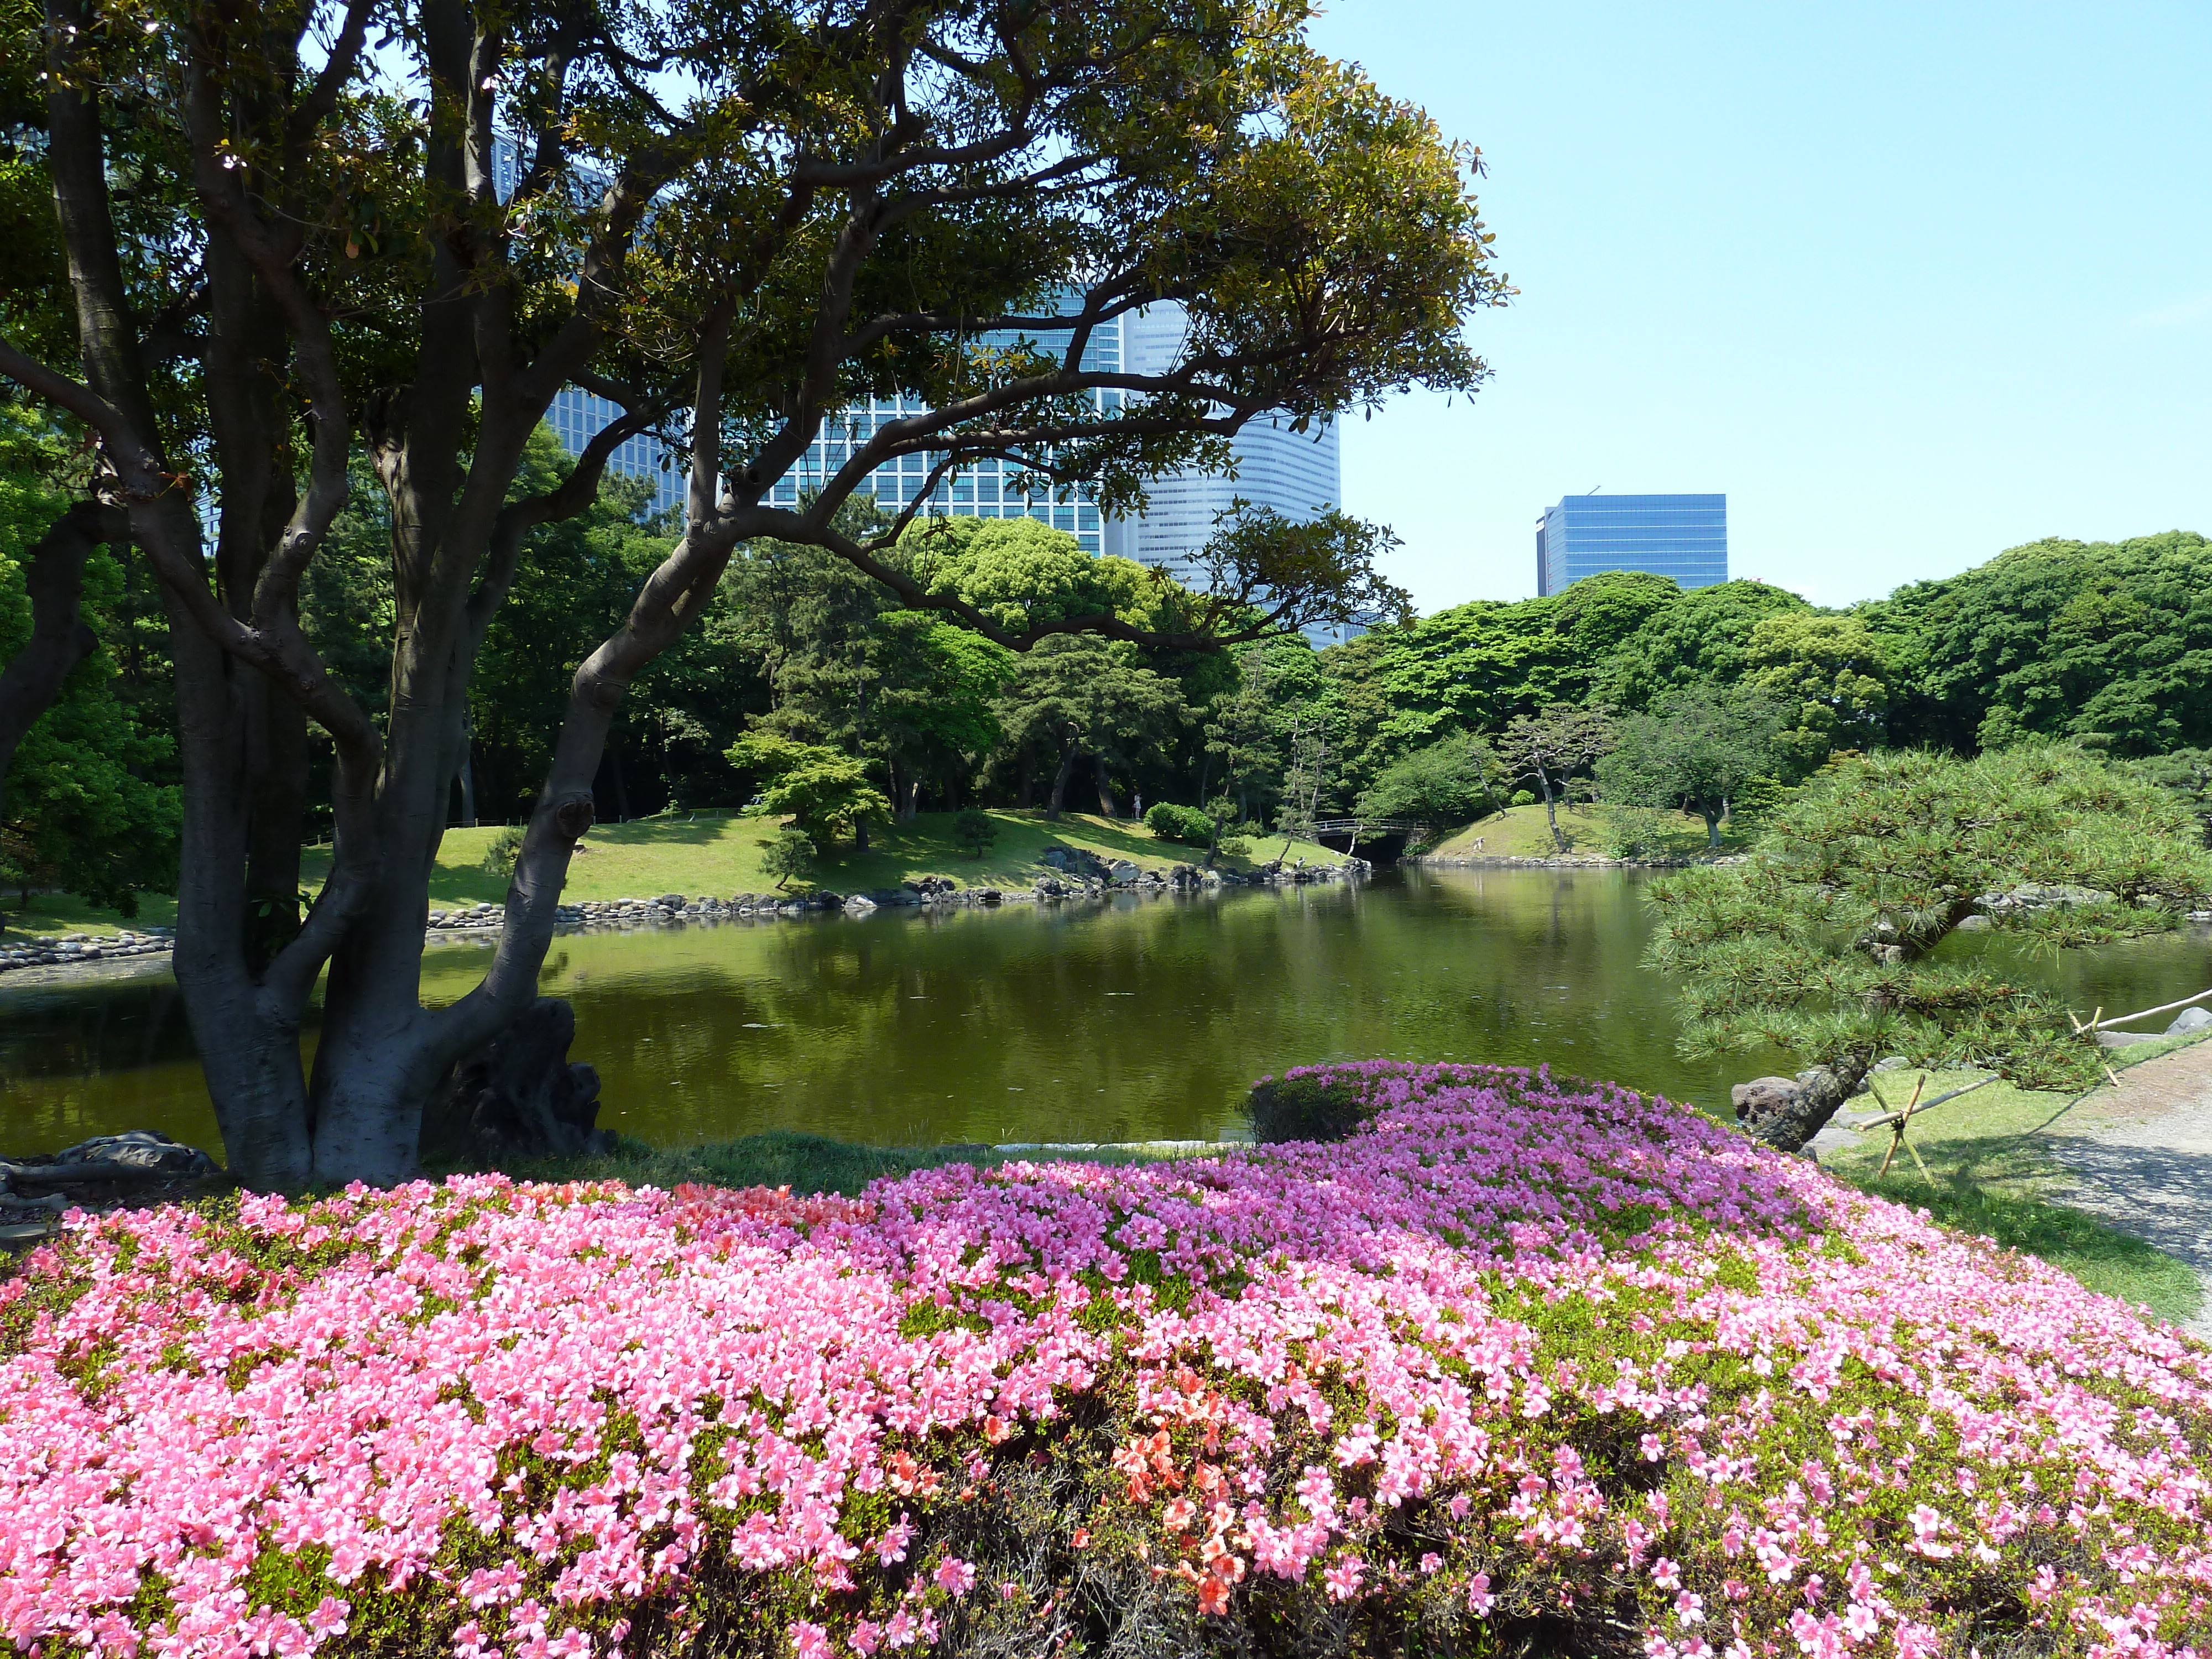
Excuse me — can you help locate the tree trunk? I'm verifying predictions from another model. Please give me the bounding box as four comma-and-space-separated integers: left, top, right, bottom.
608, 743, 631, 822
1093, 754, 1119, 818
1537, 765, 1566, 852
0, 500, 124, 799
855, 815, 870, 853
1750, 1057, 1872, 1154
1703, 807, 1722, 849
458, 742, 477, 828
900, 776, 919, 820
1045, 744, 1079, 820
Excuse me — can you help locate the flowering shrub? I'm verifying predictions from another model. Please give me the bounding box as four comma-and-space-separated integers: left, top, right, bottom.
5, 1063, 2211, 1658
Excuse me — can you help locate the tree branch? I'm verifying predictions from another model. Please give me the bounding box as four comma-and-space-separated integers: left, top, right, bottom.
0, 499, 128, 792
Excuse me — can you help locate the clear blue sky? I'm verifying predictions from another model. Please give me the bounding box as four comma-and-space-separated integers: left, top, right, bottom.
1303, 1, 2212, 613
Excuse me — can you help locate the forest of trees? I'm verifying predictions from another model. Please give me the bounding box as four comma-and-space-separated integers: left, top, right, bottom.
7, 407, 2210, 911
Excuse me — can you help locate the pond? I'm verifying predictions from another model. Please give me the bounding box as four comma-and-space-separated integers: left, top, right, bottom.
6, 868, 2209, 1158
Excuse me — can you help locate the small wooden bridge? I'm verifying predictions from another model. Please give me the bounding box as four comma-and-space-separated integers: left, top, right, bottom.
1305, 818, 1433, 857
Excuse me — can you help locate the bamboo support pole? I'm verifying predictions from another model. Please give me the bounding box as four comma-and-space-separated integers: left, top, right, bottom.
2070, 987, 2212, 1034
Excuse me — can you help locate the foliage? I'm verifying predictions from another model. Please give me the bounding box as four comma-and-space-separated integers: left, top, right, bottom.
991, 637, 1187, 820
760, 829, 817, 891
478, 827, 525, 880
10, 1064, 2212, 1659
1599, 805, 1673, 860
2127, 747, 2212, 846
1739, 611, 1893, 774
729, 513, 1023, 818
1644, 746, 2212, 1146
951, 808, 997, 858
1496, 705, 1615, 853
726, 733, 889, 847
1595, 686, 1791, 848
1144, 802, 1217, 846
1244, 1072, 1369, 1142
1353, 732, 1499, 827
1869, 531, 2212, 755
0, 439, 179, 919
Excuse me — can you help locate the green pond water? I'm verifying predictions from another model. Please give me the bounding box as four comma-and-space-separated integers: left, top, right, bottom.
6, 868, 2209, 1159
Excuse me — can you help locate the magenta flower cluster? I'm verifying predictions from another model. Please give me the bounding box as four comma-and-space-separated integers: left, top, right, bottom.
3, 1062, 2209, 1658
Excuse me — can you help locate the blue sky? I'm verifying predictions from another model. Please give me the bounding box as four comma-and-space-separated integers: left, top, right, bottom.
1302, 1, 2212, 613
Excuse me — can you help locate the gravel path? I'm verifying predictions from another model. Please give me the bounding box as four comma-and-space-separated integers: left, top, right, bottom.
2032, 1037, 2212, 1340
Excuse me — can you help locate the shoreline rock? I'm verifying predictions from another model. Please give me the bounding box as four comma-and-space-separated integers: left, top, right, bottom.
0, 927, 174, 978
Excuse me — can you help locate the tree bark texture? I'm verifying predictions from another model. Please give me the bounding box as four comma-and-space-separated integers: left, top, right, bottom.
1746, 1058, 1872, 1155
1045, 744, 1079, 820
1093, 754, 1119, 818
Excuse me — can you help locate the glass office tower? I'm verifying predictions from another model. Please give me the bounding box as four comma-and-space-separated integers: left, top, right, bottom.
1535, 493, 1727, 596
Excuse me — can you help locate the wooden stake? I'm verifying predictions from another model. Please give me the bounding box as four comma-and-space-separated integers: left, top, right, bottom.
1877, 1074, 1928, 1178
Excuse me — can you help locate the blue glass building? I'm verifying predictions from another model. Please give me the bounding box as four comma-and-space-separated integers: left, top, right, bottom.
1535, 493, 1726, 596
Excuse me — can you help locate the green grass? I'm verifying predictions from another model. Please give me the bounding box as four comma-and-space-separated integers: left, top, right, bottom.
2, 890, 178, 935
7, 810, 1339, 936
1419, 801, 1754, 860
1820, 1060, 2208, 1325
303, 808, 1344, 910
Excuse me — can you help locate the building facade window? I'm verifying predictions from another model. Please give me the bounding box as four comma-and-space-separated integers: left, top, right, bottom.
1535, 493, 1727, 596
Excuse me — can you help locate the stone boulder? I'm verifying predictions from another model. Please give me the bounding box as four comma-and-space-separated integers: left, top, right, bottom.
424, 998, 612, 1165
1729, 1076, 1801, 1128
2168, 1005, 2212, 1035
1, 1131, 220, 1192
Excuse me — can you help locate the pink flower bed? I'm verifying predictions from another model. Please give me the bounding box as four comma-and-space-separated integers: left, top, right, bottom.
4, 1063, 2210, 1658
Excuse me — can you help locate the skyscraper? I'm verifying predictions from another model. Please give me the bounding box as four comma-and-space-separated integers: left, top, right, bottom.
1535, 493, 1727, 596
1120, 305, 1343, 594
539, 293, 1351, 640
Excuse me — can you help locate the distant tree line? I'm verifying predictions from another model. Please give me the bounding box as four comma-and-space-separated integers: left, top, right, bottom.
7, 407, 2210, 905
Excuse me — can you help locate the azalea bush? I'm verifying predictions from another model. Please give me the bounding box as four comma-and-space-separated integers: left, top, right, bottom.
5, 1064, 2211, 1659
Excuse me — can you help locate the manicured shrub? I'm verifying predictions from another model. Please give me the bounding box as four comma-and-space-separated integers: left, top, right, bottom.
951, 808, 997, 857
1509, 788, 1536, 807
761, 827, 816, 890
1245, 1068, 1371, 1142
479, 824, 525, 877
6, 1065, 2210, 1658
1144, 801, 1215, 846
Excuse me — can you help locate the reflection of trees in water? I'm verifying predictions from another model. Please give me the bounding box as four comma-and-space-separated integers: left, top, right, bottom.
13, 878, 2209, 1156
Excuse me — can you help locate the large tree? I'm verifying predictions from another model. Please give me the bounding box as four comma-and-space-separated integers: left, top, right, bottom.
1497, 703, 1614, 853
1595, 685, 1788, 849
1, 0, 1501, 1184
1645, 746, 2212, 1152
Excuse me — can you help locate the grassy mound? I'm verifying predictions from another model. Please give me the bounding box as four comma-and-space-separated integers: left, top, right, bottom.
1420, 802, 1754, 861
4, 1063, 2209, 1657
306, 810, 1345, 914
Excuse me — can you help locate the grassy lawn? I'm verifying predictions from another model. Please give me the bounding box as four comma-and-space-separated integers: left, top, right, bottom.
299, 808, 1344, 911
2, 890, 179, 935
9, 811, 1344, 936
1818, 1047, 2209, 1324
1419, 801, 1755, 860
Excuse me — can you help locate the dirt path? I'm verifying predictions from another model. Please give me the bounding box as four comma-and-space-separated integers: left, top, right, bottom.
2032, 1038, 2212, 1339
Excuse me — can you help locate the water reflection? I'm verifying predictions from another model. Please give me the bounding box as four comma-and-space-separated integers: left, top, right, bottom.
5, 869, 2207, 1157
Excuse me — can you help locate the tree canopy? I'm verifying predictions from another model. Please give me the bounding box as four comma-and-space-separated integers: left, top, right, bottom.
0, 0, 1506, 1184
1644, 746, 2212, 1150
1597, 686, 1788, 848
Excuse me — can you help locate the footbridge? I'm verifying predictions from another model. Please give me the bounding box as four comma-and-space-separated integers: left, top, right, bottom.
1305, 818, 1432, 860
